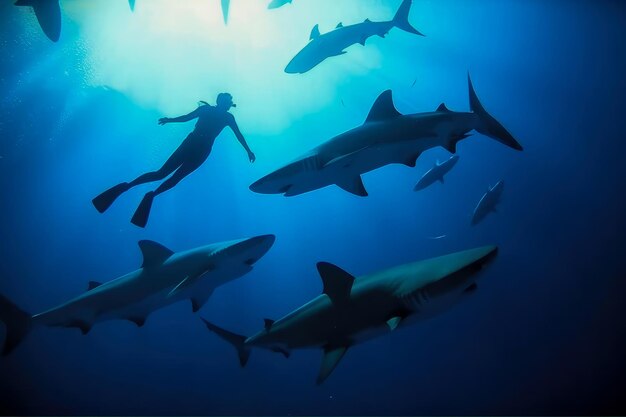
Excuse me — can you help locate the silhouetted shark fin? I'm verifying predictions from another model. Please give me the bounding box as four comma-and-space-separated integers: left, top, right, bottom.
317, 345, 348, 384
310, 24, 320, 40
67, 320, 91, 335
221, 0, 230, 24
386, 316, 402, 331
128, 0, 135, 11
0, 293, 33, 356
127, 316, 146, 327
436, 103, 452, 112
392, 0, 424, 36
264, 318, 275, 331
365, 90, 401, 123
201, 318, 251, 367
335, 22, 343, 28
138, 240, 174, 268
336, 176, 368, 197
190, 290, 213, 313
402, 152, 421, 167
87, 281, 103, 291
15, 0, 61, 42
316, 262, 355, 305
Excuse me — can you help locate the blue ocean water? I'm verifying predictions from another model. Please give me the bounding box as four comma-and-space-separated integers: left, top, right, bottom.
0, 0, 625, 414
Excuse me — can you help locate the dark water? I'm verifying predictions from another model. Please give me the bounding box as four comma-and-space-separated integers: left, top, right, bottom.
1, 0, 625, 415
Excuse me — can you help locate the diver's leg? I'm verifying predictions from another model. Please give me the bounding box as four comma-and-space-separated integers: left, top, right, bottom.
130, 159, 204, 228
93, 143, 187, 213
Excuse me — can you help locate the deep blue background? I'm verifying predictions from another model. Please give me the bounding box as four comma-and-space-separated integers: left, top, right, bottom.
1, 0, 625, 415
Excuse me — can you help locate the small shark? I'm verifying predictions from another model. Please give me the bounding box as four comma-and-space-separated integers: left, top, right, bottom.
14, 0, 61, 42
202, 245, 498, 384
268, 0, 292, 10
285, 0, 423, 74
250, 76, 522, 198
0, 235, 275, 355
471, 180, 504, 225
414, 154, 459, 191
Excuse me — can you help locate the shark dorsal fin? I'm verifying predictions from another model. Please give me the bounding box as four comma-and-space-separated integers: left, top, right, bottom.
436, 103, 451, 112
365, 90, 401, 123
317, 262, 355, 305
336, 22, 343, 28
87, 281, 102, 291
128, 0, 135, 11
264, 318, 275, 331
310, 24, 320, 40
138, 240, 174, 268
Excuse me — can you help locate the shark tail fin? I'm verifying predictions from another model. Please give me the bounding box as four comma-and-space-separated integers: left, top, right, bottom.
392, 0, 424, 36
468, 75, 523, 151
0, 294, 33, 356
200, 318, 250, 367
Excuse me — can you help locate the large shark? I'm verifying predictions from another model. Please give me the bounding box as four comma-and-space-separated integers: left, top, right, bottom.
250, 76, 523, 198
471, 180, 504, 225
284, 0, 423, 74
414, 154, 459, 191
0, 234, 275, 355
14, 0, 61, 42
202, 245, 498, 384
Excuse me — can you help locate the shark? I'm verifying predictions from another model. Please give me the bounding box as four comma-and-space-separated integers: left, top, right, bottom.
471, 180, 504, 225
202, 245, 498, 384
413, 154, 459, 191
14, 0, 61, 42
268, 0, 293, 10
250, 75, 523, 198
284, 0, 423, 74
0, 234, 275, 355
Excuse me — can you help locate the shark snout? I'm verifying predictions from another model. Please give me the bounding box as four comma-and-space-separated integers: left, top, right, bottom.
227, 234, 276, 266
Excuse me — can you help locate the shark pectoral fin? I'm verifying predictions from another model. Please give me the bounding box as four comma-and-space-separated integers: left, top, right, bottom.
270, 346, 291, 358
190, 290, 213, 313
138, 240, 174, 268
386, 316, 403, 331
364, 90, 401, 123
336, 176, 368, 197
127, 316, 146, 327
310, 24, 320, 40
263, 318, 275, 331
317, 345, 349, 385
87, 281, 103, 291
316, 262, 355, 305
67, 320, 91, 335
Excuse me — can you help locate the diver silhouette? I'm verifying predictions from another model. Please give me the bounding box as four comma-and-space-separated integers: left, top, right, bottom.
92, 93, 256, 228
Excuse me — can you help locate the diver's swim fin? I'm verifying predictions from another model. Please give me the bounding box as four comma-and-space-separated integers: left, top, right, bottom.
92, 182, 130, 213
131, 192, 155, 228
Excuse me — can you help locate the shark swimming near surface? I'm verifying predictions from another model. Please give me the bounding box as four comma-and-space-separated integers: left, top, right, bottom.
471, 180, 504, 225
268, 0, 293, 9
202, 245, 498, 384
414, 154, 459, 191
250, 75, 522, 198
0, 235, 275, 355
285, 0, 423, 74
14, 0, 61, 42
15, 0, 230, 42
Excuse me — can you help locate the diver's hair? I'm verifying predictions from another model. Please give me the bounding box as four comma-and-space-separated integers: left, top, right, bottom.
198, 100, 209, 106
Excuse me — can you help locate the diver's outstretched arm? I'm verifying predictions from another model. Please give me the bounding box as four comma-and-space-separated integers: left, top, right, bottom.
158, 108, 201, 125
229, 117, 256, 163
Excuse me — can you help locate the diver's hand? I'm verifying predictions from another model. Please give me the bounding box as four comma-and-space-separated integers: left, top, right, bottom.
248, 151, 256, 163
158, 117, 170, 125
